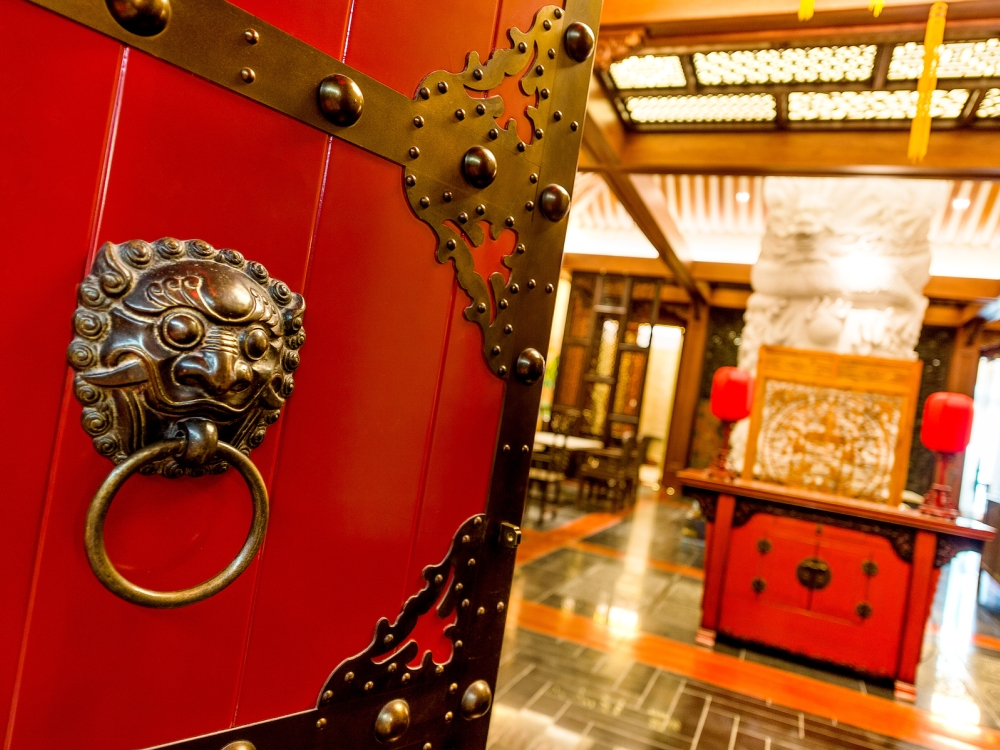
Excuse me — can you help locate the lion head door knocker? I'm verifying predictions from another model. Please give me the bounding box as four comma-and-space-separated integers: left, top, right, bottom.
68, 238, 305, 608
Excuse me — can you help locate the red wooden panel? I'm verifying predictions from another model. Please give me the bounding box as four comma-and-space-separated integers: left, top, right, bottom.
393, 0, 562, 682
811, 524, 905, 627
345, 0, 501, 97
719, 514, 909, 677
403, 277, 505, 594
233, 0, 506, 724
0, 0, 122, 740
235, 0, 349, 58
6, 45, 330, 749
724, 515, 812, 613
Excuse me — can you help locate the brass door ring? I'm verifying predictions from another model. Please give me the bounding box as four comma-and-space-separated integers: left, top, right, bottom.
84, 439, 269, 609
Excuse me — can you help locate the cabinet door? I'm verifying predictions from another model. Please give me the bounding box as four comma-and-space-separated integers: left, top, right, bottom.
723, 514, 814, 616
809, 524, 910, 675
0, 0, 599, 747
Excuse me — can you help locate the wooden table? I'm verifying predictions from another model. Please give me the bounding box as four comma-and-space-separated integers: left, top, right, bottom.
678, 469, 995, 701
532, 433, 603, 452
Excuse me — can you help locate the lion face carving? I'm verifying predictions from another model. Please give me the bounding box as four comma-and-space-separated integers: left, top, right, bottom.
68, 239, 305, 476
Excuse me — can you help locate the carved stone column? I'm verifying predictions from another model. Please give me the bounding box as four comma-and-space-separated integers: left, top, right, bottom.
729, 177, 948, 471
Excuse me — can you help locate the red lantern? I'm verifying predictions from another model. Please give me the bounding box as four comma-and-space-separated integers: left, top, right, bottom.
711, 367, 754, 422
708, 367, 754, 480
919, 392, 974, 519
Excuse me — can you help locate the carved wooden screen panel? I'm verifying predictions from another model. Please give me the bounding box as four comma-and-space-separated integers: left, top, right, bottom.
0, 0, 598, 748
743, 346, 923, 505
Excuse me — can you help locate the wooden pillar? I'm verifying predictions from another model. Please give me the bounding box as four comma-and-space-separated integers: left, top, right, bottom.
945, 321, 983, 497
662, 304, 709, 492
948, 321, 982, 397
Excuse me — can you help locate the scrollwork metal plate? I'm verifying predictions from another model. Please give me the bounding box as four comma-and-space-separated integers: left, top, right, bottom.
148, 514, 517, 750
401, 6, 584, 375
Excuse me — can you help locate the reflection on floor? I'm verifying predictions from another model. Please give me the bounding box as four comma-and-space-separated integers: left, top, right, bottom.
490, 630, 927, 750
494, 486, 1000, 750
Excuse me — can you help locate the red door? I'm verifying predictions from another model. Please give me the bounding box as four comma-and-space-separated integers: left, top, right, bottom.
0, 0, 598, 747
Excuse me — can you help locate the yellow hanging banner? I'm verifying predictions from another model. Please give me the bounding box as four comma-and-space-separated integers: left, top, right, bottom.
908, 2, 948, 163
869, 0, 885, 16
798, 0, 814, 21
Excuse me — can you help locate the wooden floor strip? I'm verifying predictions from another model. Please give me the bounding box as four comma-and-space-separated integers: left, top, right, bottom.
514, 599, 1000, 750
516, 510, 630, 566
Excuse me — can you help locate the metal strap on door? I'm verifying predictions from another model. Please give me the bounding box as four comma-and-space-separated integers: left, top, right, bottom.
41, 0, 600, 746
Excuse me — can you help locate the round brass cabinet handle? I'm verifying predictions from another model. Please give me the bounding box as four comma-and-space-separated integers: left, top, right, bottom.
84, 439, 269, 609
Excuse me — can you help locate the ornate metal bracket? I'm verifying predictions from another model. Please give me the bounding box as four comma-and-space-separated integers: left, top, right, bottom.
69, 238, 305, 607
402, 7, 591, 376
149, 514, 519, 749
33, 0, 598, 377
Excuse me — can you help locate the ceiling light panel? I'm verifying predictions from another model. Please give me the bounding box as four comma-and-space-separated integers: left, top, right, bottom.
978, 88, 1000, 118
693, 46, 876, 86
625, 94, 777, 123
609, 55, 686, 89
889, 39, 1000, 80
788, 89, 970, 121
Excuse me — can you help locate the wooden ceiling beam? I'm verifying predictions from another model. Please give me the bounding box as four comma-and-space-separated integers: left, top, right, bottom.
561, 255, 1000, 306
600, 0, 997, 36
559, 256, 991, 327
924, 276, 1000, 303
632, 18, 1000, 52
581, 113, 706, 308
588, 130, 1000, 179
977, 297, 1000, 323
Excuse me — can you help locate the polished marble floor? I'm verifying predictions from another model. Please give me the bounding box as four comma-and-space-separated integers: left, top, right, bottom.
489, 629, 928, 750
493, 486, 1000, 750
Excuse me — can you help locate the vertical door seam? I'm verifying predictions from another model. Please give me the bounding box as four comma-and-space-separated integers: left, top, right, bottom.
229, 133, 337, 726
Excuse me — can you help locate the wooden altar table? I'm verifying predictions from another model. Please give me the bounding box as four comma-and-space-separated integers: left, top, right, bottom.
678, 469, 995, 701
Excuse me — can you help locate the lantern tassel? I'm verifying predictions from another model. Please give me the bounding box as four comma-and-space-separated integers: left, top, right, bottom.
869, 0, 884, 16
798, 0, 814, 21
908, 2, 948, 164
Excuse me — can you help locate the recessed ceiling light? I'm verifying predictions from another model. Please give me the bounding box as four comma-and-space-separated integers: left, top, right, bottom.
625, 94, 777, 124
953, 197, 971, 210
787, 89, 969, 120
609, 55, 686, 89
693, 45, 877, 86
889, 39, 1000, 80
979, 89, 1000, 118
735, 191, 751, 203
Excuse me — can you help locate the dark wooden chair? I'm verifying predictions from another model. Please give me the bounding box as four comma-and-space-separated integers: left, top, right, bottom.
528, 442, 571, 523
532, 409, 580, 471
577, 434, 638, 510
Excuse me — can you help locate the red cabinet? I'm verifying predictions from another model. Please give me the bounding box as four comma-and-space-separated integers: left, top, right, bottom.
681, 470, 994, 699
719, 514, 909, 677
